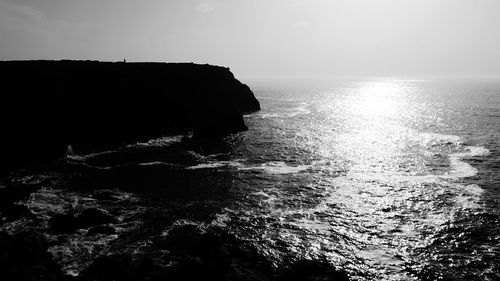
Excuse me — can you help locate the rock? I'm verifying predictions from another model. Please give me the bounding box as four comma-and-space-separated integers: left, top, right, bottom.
79, 254, 137, 281
11, 230, 51, 266
76, 208, 117, 229
91, 190, 120, 201
170, 257, 214, 281
160, 225, 276, 281
0, 183, 40, 205
49, 209, 117, 233
135, 258, 174, 281
0, 204, 33, 224
49, 214, 79, 233
0, 60, 260, 175
0, 232, 14, 266
162, 225, 229, 258
160, 224, 203, 255
0, 230, 63, 281
87, 225, 116, 236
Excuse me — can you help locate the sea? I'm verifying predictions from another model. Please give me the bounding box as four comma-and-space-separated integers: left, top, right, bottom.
1, 77, 499, 280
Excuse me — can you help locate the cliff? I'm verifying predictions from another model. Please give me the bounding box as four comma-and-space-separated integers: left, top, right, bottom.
0, 60, 260, 174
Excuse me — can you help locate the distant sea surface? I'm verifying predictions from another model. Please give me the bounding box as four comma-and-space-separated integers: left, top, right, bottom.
2, 78, 499, 280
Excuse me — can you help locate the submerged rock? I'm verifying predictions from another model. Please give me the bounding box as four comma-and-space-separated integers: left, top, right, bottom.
49, 208, 117, 233
0, 204, 33, 224
91, 190, 120, 201
86, 225, 116, 236
76, 208, 117, 229
49, 214, 79, 233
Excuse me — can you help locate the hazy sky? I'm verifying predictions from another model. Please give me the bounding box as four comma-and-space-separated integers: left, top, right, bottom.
1, 0, 500, 78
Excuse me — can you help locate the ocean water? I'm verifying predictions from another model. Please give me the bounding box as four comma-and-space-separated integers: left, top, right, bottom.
2, 78, 499, 280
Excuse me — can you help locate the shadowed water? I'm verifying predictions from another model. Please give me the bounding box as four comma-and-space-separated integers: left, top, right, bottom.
1, 78, 499, 280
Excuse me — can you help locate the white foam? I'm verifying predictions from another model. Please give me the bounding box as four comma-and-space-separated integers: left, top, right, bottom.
239, 161, 311, 174
258, 113, 281, 118
138, 161, 181, 167
161, 219, 201, 237
442, 146, 489, 179
210, 212, 231, 227
451, 183, 485, 210
256, 96, 295, 102
338, 142, 490, 214
132, 135, 185, 147
65, 150, 115, 161
419, 133, 462, 147
65, 136, 185, 161
185, 161, 243, 170
186, 159, 311, 174
345, 146, 489, 183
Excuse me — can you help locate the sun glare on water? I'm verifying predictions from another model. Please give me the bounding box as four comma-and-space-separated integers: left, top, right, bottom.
334, 80, 415, 176
350, 80, 409, 119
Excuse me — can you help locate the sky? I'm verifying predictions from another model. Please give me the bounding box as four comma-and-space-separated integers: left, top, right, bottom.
1, 0, 500, 78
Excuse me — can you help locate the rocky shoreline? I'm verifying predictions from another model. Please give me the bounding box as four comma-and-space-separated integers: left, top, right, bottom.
0, 62, 351, 280
0, 61, 260, 175
0, 176, 349, 281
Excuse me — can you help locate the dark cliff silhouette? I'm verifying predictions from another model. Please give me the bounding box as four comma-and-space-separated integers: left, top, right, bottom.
0, 60, 260, 174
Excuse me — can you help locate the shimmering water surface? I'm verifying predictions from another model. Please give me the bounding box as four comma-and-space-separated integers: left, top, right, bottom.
2, 78, 500, 280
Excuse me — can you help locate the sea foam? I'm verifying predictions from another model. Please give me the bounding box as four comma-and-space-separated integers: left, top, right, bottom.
442, 146, 490, 179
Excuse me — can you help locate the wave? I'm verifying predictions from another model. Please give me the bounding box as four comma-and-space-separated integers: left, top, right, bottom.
257, 113, 281, 118
65, 135, 185, 161
65, 147, 118, 162
442, 146, 489, 179
255, 96, 296, 102
137, 161, 183, 167
185, 161, 243, 170
129, 135, 185, 147
419, 132, 463, 147
239, 161, 311, 174
345, 145, 489, 184
256, 102, 311, 119
186, 160, 311, 175
185, 132, 489, 182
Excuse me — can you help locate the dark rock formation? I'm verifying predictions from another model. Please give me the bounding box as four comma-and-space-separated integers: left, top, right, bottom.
91, 190, 120, 201
76, 208, 117, 229
0, 60, 260, 175
276, 260, 350, 281
49, 214, 79, 233
49, 208, 117, 233
0, 180, 45, 226
79, 254, 137, 281
0, 204, 33, 224
0, 230, 64, 281
78, 224, 351, 281
86, 225, 116, 236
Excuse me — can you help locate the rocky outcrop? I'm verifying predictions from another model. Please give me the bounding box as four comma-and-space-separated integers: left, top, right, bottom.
49, 208, 118, 233
0, 230, 64, 281
76, 224, 351, 281
0, 60, 260, 174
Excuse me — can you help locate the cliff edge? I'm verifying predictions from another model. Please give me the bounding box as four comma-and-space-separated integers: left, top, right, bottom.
0, 60, 260, 174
